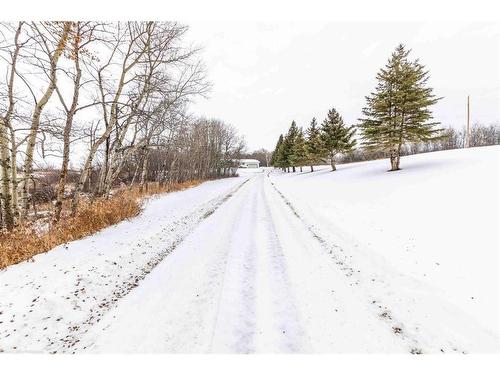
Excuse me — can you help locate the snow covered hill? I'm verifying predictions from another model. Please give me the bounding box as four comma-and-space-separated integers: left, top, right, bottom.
0, 146, 498, 353
270, 145, 500, 351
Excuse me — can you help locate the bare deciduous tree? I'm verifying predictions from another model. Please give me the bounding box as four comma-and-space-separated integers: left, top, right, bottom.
19, 21, 72, 218
0, 21, 240, 234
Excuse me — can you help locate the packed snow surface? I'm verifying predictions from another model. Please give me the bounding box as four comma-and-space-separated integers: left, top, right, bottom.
0, 146, 498, 353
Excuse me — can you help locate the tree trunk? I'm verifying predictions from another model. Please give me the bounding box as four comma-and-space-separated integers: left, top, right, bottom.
389, 149, 400, 171
394, 112, 405, 171
129, 163, 140, 188
10, 140, 18, 219
1, 22, 24, 228
96, 137, 110, 196
299, 166, 302, 172
20, 22, 71, 219
330, 157, 336, 171
0, 117, 14, 230
71, 143, 100, 215
53, 38, 82, 223
31, 178, 37, 217
139, 150, 149, 193
310, 165, 314, 172
168, 157, 177, 185
292, 166, 296, 173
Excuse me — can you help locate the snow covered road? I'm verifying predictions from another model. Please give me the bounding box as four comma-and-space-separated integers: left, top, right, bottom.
1, 148, 499, 353
70, 171, 411, 353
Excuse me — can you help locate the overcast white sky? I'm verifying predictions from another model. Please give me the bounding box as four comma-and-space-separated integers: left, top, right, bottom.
185, 21, 500, 151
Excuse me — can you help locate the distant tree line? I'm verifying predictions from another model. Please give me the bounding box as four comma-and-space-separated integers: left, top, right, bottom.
339, 123, 500, 164
271, 44, 499, 173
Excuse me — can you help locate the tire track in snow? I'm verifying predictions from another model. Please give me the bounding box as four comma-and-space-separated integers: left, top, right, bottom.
73, 177, 254, 353
209, 180, 259, 353
47, 178, 250, 353
266, 173, 429, 354
255, 178, 308, 352
210, 175, 306, 353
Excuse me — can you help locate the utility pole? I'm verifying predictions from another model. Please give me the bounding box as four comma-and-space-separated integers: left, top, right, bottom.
465, 95, 471, 148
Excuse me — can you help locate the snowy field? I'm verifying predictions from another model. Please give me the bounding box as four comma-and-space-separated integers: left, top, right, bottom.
269, 145, 500, 352
0, 146, 498, 353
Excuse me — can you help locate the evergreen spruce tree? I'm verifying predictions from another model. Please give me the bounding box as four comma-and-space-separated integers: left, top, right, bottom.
271, 134, 283, 167
359, 44, 442, 171
276, 135, 289, 172
284, 121, 299, 172
320, 108, 356, 171
293, 128, 307, 172
305, 117, 324, 172
278, 133, 292, 172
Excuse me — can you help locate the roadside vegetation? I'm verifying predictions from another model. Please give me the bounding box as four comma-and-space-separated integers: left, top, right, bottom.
0, 22, 245, 264
0, 179, 203, 269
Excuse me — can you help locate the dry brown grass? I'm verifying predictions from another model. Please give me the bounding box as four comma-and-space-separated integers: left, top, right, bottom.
0, 180, 203, 269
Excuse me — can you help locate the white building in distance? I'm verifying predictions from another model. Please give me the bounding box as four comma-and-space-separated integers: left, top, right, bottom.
238, 159, 260, 168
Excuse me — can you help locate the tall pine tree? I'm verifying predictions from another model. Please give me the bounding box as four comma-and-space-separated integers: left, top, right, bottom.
293, 128, 307, 172
320, 108, 356, 171
359, 44, 442, 171
271, 134, 283, 167
276, 134, 290, 171
284, 121, 300, 172
305, 117, 324, 172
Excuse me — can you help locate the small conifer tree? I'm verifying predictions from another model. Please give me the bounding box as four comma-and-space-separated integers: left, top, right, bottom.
305, 118, 324, 172
293, 128, 308, 172
284, 121, 300, 172
320, 108, 356, 171
271, 134, 283, 167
